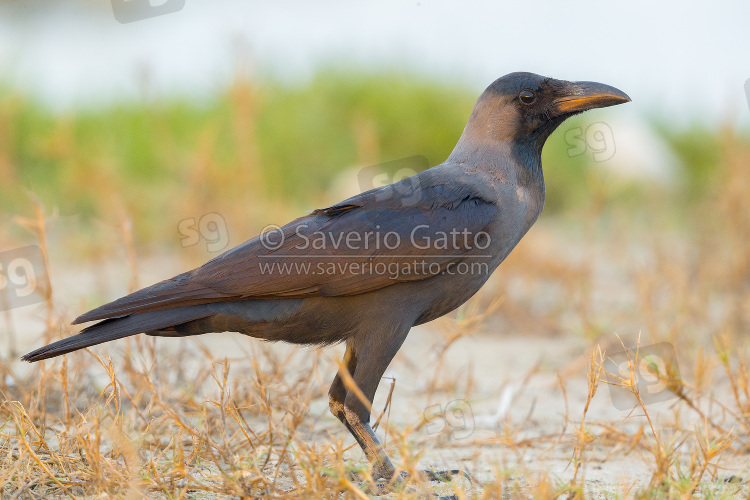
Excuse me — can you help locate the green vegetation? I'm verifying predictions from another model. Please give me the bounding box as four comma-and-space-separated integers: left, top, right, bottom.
2, 71, 742, 248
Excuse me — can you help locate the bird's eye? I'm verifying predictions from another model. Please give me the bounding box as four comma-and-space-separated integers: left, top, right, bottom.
519, 89, 536, 105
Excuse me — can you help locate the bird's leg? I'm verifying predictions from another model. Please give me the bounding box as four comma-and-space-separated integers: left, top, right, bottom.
328, 340, 357, 436
340, 328, 415, 492
329, 340, 398, 483
329, 330, 465, 499
343, 406, 397, 481
340, 348, 469, 486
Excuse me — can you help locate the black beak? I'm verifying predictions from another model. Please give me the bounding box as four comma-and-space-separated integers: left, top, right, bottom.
551, 81, 631, 116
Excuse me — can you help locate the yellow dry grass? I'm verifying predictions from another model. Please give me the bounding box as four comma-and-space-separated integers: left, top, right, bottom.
1, 105, 749, 499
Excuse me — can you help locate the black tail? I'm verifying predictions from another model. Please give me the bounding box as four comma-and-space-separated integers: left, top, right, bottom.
21, 306, 213, 362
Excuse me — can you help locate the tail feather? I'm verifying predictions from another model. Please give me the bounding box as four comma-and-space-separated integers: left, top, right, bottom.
21, 306, 213, 362
71, 271, 231, 325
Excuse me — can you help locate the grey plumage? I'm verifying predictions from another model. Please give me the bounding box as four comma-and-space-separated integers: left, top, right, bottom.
22, 72, 629, 491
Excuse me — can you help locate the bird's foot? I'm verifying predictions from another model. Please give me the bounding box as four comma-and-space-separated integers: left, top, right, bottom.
348, 473, 458, 499
397, 469, 472, 499
402, 468, 474, 483
342, 468, 469, 498
359, 479, 459, 499
356, 473, 410, 496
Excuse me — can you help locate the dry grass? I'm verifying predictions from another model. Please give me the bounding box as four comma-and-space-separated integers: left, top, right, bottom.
1, 84, 750, 498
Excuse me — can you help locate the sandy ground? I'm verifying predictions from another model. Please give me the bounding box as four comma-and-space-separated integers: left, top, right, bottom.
3, 239, 749, 498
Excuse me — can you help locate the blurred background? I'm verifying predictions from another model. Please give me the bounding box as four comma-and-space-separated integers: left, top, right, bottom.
0, 0, 747, 229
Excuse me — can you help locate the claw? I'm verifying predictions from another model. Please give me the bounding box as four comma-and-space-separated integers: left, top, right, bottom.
358, 477, 399, 496
359, 479, 458, 499
403, 468, 474, 483
357, 474, 414, 496
342, 467, 471, 497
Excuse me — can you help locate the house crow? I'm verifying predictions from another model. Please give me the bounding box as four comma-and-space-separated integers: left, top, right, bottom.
22, 72, 630, 495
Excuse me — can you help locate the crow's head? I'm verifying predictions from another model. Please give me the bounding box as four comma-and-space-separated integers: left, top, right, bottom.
458, 72, 630, 162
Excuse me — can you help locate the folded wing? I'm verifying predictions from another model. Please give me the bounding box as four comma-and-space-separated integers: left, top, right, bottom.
74, 173, 498, 324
